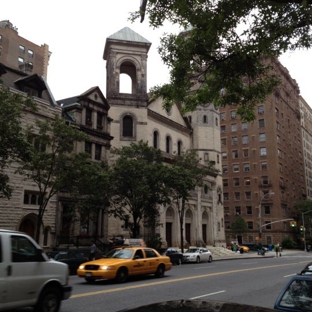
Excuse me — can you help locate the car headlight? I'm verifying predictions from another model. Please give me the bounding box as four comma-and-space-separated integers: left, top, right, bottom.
100, 265, 116, 270
78, 265, 85, 269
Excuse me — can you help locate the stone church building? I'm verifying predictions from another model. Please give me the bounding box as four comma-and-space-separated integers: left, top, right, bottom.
102, 27, 225, 247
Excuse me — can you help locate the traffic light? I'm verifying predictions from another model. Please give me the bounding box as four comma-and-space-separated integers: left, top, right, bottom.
290, 221, 297, 227
300, 226, 304, 231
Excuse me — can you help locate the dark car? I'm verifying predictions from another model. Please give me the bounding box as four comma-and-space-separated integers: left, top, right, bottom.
54, 250, 89, 275
162, 248, 183, 265
297, 262, 312, 275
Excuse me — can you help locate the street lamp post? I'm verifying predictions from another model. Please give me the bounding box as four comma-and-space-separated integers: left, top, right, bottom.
259, 192, 275, 241
302, 210, 312, 252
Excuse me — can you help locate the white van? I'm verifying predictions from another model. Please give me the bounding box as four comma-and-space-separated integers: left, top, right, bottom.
0, 229, 72, 312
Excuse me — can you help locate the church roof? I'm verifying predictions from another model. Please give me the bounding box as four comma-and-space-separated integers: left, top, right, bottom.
107, 27, 150, 44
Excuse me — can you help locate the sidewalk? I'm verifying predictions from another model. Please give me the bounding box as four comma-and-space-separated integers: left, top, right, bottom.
210, 247, 305, 261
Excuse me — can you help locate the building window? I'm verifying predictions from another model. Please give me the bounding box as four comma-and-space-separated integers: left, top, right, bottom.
260, 147, 267, 156
123, 116, 133, 137
243, 149, 249, 157
262, 176, 269, 185
259, 133, 266, 142
232, 136, 238, 145
166, 136, 172, 153
95, 144, 101, 160
259, 119, 265, 127
233, 178, 240, 186
258, 105, 264, 114
204, 184, 209, 194
85, 141, 92, 155
188, 116, 192, 123
97, 113, 103, 129
224, 193, 229, 201
276, 121, 281, 130
243, 163, 250, 172
232, 150, 238, 159
222, 165, 228, 174
265, 221, 272, 230
247, 222, 253, 230
235, 206, 241, 215
19, 45, 25, 54
28, 49, 34, 58
242, 122, 248, 130
244, 178, 251, 186
204, 153, 209, 161
230, 110, 236, 119
222, 152, 227, 159
215, 117, 218, 126
86, 108, 92, 125
177, 141, 182, 155
234, 192, 240, 200
221, 138, 227, 146
18, 56, 24, 64
231, 124, 237, 132
242, 135, 248, 144
203, 115, 207, 123
0, 47, 2, 56
220, 112, 226, 121
221, 125, 226, 133
245, 191, 251, 200
23, 191, 43, 205
233, 164, 239, 172
246, 206, 252, 215
153, 131, 159, 148
261, 161, 267, 170
279, 163, 283, 172
264, 205, 271, 214
223, 179, 228, 187
0, 34, 2, 42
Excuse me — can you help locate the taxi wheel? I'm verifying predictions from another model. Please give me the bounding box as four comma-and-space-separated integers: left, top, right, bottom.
155, 264, 165, 278
85, 278, 94, 283
115, 267, 128, 283
176, 258, 182, 265
196, 257, 200, 263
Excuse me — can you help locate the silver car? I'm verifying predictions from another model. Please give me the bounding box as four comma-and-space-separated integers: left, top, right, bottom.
183, 247, 213, 263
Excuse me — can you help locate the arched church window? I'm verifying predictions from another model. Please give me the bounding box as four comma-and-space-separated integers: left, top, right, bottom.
123, 116, 133, 137
177, 140, 182, 155
166, 136, 172, 154
153, 131, 159, 149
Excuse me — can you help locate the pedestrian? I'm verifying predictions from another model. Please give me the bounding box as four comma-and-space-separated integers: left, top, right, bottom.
275, 243, 279, 257
278, 244, 282, 257
258, 242, 263, 255
89, 240, 97, 261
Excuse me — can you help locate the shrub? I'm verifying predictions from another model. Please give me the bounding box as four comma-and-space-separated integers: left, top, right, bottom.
281, 237, 296, 249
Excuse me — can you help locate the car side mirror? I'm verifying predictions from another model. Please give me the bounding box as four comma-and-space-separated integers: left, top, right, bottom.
274, 275, 312, 311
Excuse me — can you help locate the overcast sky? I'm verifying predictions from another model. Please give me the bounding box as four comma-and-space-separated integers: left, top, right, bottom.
3, 0, 312, 106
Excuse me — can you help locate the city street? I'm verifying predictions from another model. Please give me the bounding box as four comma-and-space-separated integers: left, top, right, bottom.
54, 251, 312, 312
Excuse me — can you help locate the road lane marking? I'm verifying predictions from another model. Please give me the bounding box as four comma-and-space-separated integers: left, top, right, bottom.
190, 290, 225, 299
70, 260, 310, 299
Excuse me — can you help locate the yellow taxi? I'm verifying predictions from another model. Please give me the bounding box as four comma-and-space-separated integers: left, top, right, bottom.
237, 244, 249, 252
77, 246, 172, 283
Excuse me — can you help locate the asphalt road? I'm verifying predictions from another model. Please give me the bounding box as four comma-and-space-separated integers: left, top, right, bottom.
57, 251, 312, 312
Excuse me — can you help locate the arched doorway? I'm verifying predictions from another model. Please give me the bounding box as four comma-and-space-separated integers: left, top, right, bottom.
19, 216, 36, 238
202, 211, 209, 244
166, 207, 174, 247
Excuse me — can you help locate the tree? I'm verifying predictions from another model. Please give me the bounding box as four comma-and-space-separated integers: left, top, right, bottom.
109, 141, 170, 238
0, 86, 36, 198
294, 200, 312, 241
16, 115, 88, 242
229, 216, 249, 241
68, 157, 112, 232
164, 151, 217, 252
132, 0, 312, 121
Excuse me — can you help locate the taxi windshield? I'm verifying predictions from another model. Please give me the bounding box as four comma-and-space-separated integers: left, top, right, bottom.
104, 249, 134, 259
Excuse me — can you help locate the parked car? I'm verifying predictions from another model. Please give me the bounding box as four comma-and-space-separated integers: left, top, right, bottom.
183, 247, 213, 263
162, 248, 183, 265
54, 250, 89, 275
0, 229, 71, 312
274, 273, 312, 311
297, 262, 312, 275
77, 246, 172, 283
237, 244, 249, 253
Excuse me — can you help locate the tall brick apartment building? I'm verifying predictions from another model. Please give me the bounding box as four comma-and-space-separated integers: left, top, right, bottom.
220, 58, 307, 246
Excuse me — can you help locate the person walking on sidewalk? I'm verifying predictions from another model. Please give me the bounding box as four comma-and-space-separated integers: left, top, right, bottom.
274, 243, 280, 257
89, 240, 98, 261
